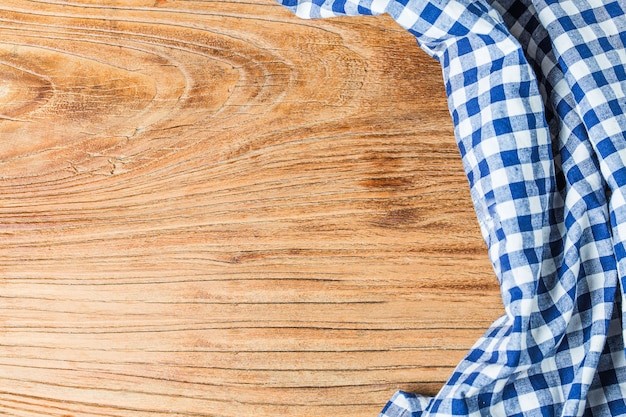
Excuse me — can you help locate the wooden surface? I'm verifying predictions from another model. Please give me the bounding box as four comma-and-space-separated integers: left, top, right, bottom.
0, 2, 503, 416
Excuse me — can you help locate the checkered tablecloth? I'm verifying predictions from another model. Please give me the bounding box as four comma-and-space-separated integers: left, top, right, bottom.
277, 0, 626, 415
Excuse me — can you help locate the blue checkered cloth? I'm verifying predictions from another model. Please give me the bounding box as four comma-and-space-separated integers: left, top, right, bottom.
277, 0, 626, 415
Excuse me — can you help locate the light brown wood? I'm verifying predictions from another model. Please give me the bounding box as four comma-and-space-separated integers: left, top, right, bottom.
0, 2, 503, 416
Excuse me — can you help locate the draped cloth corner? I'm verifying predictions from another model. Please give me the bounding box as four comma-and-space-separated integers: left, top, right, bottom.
276, 0, 626, 416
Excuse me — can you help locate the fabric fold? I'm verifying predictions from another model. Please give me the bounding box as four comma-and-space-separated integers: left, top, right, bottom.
276, 0, 626, 415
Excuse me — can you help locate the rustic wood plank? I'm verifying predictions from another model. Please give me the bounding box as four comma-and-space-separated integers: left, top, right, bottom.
0, 1, 502, 416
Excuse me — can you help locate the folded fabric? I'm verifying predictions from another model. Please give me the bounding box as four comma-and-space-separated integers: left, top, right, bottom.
276, 0, 626, 415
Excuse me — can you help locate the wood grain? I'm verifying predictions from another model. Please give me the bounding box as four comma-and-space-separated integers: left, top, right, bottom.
0, 2, 503, 416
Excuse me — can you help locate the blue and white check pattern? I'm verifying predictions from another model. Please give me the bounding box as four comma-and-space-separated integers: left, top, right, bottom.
278, 0, 626, 415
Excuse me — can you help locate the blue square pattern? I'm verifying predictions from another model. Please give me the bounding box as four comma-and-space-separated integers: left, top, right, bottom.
276, 0, 626, 415
605, 1, 624, 19
421, 2, 443, 24
331, 0, 346, 13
